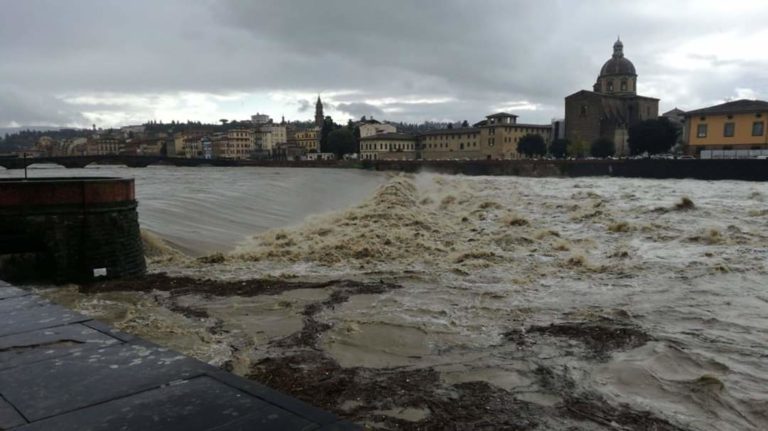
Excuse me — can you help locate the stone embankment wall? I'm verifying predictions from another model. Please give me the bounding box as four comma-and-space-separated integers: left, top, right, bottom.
0, 178, 145, 282
363, 159, 768, 181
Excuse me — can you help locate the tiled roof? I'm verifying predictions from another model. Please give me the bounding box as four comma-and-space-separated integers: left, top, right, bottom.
685, 99, 768, 116
418, 127, 481, 136
359, 132, 416, 141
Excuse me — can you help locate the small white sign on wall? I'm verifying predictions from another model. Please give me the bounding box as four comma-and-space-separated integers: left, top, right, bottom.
93, 268, 107, 277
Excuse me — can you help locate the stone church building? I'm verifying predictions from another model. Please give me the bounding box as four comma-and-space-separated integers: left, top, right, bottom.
565, 39, 659, 156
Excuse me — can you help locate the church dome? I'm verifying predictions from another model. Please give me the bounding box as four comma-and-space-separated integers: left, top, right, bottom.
599, 39, 636, 77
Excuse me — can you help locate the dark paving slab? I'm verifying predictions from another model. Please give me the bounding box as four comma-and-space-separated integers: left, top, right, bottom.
210, 414, 360, 431
0, 323, 121, 371
0, 296, 89, 337
204, 367, 342, 426
0, 396, 26, 429
0, 342, 207, 421
0, 295, 44, 312
81, 320, 137, 343
15, 376, 317, 431
0, 281, 359, 430
0, 285, 29, 300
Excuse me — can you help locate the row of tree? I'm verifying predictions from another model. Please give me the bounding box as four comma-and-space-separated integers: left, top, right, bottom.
518, 117, 680, 159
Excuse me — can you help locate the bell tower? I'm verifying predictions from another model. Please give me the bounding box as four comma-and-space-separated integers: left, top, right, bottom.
314, 96, 324, 127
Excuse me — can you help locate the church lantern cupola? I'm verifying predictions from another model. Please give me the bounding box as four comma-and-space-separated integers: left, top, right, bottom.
593, 37, 638, 95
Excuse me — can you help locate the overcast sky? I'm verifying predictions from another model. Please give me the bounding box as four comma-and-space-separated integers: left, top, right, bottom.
1, 0, 767, 129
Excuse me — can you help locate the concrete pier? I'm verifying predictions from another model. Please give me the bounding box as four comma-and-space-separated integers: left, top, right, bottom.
0, 177, 145, 283
0, 280, 357, 430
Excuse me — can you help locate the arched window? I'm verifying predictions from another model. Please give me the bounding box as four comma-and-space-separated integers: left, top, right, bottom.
580, 105, 588, 117
607, 80, 614, 92
620, 80, 627, 91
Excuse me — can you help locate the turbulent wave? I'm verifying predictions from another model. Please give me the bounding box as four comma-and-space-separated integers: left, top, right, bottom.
141, 229, 188, 264
29, 169, 768, 430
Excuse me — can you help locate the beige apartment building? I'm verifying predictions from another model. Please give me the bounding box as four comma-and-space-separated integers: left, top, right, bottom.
85, 135, 121, 156
172, 129, 211, 158
212, 129, 255, 159
360, 133, 418, 160
478, 113, 553, 159
417, 113, 552, 160
359, 122, 397, 138
290, 128, 320, 153
256, 124, 288, 153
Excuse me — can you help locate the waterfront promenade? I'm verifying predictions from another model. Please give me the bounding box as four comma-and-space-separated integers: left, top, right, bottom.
0, 280, 356, 430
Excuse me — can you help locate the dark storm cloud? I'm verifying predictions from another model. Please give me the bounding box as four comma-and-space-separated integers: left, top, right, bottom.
0, 89, 87, 126
297, 99, 312, 113
0, 0, 766, 127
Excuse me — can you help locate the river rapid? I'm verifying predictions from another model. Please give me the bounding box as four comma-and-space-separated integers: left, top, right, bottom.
10, 166, 768, 430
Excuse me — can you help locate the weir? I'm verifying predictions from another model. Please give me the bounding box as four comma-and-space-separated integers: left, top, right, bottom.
0, 177, 146, 282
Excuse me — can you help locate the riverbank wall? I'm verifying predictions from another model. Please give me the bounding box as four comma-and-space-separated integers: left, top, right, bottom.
361, 159, 768, 181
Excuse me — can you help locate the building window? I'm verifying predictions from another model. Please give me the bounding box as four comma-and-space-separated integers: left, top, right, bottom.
620, 80, 627, 91
607, 80, 614, 92
580, 105, 588, 117
723, 122, 735, 137
752, 121, 764, 136
697, 124, 708, 138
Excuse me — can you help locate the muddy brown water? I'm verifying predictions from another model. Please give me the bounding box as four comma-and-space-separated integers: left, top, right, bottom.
19, 167, 768, 430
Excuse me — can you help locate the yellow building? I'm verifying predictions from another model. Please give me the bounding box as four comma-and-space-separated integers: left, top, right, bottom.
685, 99, 768, 155
360, 133, 417, 160
290, 128, 320, 153
173, 129, 211, 158
478, 113, 553, 159
417, 113, 552, 160
419, 127, 483, 160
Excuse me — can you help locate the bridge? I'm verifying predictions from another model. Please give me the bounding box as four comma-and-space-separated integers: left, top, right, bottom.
0, 156, 352, 169
0, 155, 243, 169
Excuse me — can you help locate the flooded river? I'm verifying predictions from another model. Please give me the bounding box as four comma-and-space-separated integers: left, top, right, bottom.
9, 166, 768, 430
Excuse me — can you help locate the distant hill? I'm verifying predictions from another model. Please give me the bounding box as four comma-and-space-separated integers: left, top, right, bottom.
0, 126, 62, 136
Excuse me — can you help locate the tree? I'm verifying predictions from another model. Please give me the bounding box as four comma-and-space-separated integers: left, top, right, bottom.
326, 128, 356, 158
549, 138, 569, 158
353, 124, 361, 154
590, 137, 615, 158
628, 117, 679, 156
517, 134, 546, 158
320, 116, 340, 152
461, 120, 469, 128
567, 140, 589, 158
447, 123, 453, 129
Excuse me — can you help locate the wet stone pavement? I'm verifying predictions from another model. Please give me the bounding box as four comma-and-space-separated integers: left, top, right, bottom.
0, 280, 357, 431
